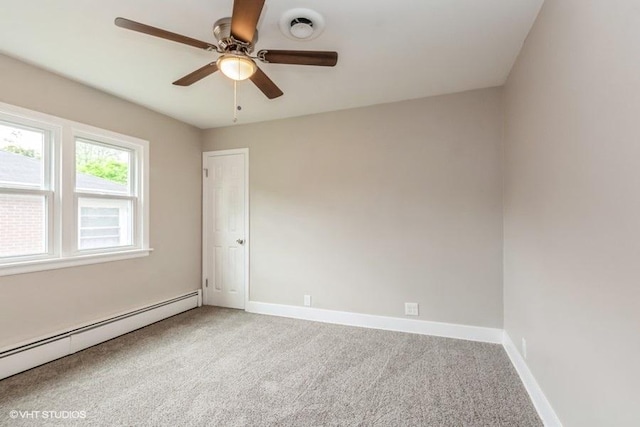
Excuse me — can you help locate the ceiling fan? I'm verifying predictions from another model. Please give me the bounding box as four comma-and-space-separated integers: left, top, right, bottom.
115, 0, 338, 99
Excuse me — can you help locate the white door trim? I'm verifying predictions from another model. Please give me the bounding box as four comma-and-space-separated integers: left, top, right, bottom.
202, 148, 249, 309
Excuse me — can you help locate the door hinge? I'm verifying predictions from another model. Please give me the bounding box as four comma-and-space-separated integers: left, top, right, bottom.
204, 168, 209, 178
205, 278, 209, 288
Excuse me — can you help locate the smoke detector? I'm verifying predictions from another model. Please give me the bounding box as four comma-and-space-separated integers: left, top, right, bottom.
279, 8, 326, 41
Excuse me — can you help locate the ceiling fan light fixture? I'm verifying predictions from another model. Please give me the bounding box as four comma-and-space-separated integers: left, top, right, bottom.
217, 54, 257, 81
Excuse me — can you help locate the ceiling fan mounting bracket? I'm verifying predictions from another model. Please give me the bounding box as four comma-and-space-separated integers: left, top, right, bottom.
257, 50, 269, 63
218, 37, 254, 55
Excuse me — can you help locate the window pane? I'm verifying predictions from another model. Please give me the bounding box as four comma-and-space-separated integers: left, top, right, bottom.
0, 122, 45, 188
0, 193, 46, 258
76, 139, 131, 195
78, 198, 132, 250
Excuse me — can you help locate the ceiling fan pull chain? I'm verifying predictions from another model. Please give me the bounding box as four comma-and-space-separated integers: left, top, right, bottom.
233, 80, 238, 123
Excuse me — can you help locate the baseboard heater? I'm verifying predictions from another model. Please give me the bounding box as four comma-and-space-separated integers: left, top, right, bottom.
0, 290, 201, 380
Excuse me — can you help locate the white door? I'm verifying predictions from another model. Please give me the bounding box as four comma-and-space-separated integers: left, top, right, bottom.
203, 150, 248, 309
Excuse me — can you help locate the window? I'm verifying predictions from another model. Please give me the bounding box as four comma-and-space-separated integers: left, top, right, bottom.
75, 138, 135, 251
0, 120, 53, 260
0, 102, 150, 276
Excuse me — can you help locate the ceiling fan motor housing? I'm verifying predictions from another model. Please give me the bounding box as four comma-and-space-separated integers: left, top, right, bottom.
213, 17, 258, 52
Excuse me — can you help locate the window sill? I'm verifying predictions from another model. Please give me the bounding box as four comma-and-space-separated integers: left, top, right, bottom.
0, 248, 153, 277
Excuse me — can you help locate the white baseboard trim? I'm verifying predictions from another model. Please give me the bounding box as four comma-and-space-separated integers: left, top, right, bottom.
0, 290, 200, 380
503, 332, 563, 427
245, 301, 503, 344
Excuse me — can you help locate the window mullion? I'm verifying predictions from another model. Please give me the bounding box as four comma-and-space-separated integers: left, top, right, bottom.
60, 125, 76, 257
51, 124, 62, 259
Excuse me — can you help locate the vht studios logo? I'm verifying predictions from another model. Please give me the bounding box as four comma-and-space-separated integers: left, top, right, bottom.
9, 410, 87, 419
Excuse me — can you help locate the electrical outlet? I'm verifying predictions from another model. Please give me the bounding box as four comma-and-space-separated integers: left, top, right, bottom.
522, 338, 527, 359
404, 302, 419, 316
304, 295, 312, 307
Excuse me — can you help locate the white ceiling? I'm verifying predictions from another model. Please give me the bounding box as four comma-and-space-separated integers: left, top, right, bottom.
0, 0, 543, 129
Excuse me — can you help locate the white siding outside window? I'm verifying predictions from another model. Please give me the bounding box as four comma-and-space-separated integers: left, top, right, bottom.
78, 199, 131, 250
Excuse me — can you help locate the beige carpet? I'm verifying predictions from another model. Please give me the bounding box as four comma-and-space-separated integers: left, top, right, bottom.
0, 307, 541, 426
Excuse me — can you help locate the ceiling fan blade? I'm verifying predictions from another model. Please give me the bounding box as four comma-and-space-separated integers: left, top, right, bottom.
257, 50, 338, 67
115, 17, 217, 51
173, 62, 219, 86
250, 67, 283, 99
230, 0, 265, 44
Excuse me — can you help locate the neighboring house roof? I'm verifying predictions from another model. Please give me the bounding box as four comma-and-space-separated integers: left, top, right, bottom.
0, 149, 127, 193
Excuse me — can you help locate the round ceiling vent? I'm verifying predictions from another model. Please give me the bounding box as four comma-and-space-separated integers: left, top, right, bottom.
279, 8, 326, 41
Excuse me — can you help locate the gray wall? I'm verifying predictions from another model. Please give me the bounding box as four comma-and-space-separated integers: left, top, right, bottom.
0, 54, 202, 349
504, 0, 640, 425
203, 88, 505, 328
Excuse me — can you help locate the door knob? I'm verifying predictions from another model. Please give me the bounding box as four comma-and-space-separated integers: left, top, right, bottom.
237, 239, 245, 245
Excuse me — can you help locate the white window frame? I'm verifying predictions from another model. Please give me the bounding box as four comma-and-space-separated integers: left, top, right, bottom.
0, 101, 151, 277
72, 131, 142, 255
0, 114, 59, 263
